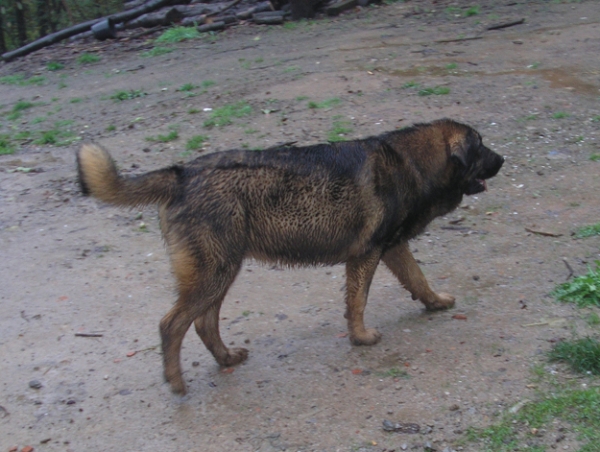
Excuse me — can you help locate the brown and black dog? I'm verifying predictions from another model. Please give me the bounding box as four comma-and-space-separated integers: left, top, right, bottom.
77, 119, 504, 394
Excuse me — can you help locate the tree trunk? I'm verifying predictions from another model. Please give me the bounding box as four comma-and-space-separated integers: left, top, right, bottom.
14, 0, 27, 46
0, 5, 6, 53
36, 0, 49, 37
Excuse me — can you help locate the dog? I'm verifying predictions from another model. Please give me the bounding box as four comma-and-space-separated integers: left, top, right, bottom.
76, 119, 504, 394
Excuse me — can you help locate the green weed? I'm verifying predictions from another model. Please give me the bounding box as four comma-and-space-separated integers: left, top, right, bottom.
401, 80, 419, 89
466, 387, 600, 451
106, 125, 116, 132
77, 53, 101, 64
575, 223, 600, 238
590, 154, 600, 162
586, 312, 600, 326
0, 74, 47, 86
33, 121, 77, 146
70, 98, 83, 104
552, 111, 570, 119
47, 61, 64, 71
327, 120, 353, 142
156, 26, 199, 43
0, 134, 14, 155
549, 337, 600, 375
140, 46, 174, 58
186, 135, 208, 151
110, 89, 145, 101
203, 102, 252, 128
201, 80, 216, 89
177, 83, 196, 92
308, 98, 341, 109
445, 62, 458, 70
552, 261, 600, 307
418, 86, 450, 96
464, 5, 480, 17
146, 129, 179, 143
376, 367, 410, 379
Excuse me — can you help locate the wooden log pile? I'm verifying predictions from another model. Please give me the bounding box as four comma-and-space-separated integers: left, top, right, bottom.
1, 0, 382, 62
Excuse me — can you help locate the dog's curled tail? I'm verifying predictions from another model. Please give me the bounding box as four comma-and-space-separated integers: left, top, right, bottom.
77, 144, 181, 207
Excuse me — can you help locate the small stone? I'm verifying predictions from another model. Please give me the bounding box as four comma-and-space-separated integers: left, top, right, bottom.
28, 380, 42, 390
192, 361, 200, 367
449, 404, 460, 411
22, 446, 34, 452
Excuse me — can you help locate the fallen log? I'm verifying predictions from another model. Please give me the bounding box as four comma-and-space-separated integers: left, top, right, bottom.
125, 7, 184, 29
326, 0, 358, 17
236, 1, 274, 20
2, 0, 187, 62
253, 11, 286, 25
486, 18, 525, 31
197, 21, 227, 33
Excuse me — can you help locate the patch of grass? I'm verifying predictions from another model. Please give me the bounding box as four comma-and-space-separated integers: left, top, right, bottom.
589, 154, 600, 162
110, 89, 146, 102
591, 115, 600, 122
33, 121, 77, 146
156, 26, 199, 43
575, 223, 600, 238
177, 83, 196, 92
12, 101, 35, 113
308, 98, 341, 109
0, 74, 47, 86
77, 53, 101, 64
146, 128, 179, 143
70, 98, 83, 104
47, 61, 64, 71
520, 113, 539, 121
376, 367, 410, 379
0, 134, 14, 155
106, 124, 116, 132
586, 312, 600, 326
140, 46, 174, 58
552, 261, 600, 307
464, 5, 480, 17
201, 80, 216, 89
188, 108, 200, 114
327, 120, 353, 142
549, 337, 600, 375
186, 134, 208, 151
466, 387, 600, 451
552, 111, 570, 119
203, 102, 252, 128
445, 62, 458, 70
401, 80, 419, 89
418, 86, 450, 96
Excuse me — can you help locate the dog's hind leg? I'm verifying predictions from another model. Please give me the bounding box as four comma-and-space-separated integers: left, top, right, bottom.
345, 250, 383, 346
382, 242, 455, 311
159, 242, 242, 394
193, 298, 248, 367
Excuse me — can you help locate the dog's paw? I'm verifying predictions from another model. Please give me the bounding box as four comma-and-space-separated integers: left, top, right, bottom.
166, 374, 187, 395
424, 292, 455, 311
219, 347, 249, 367
350, 328, 382, 346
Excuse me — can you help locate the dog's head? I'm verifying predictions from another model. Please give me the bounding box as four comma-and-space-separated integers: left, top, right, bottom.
442, 120, 504, 195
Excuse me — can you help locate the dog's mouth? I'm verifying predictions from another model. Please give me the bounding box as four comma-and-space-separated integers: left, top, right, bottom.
464, 178, 487, 196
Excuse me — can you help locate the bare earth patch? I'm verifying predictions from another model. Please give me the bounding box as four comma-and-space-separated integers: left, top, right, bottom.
1, 1, 599, 451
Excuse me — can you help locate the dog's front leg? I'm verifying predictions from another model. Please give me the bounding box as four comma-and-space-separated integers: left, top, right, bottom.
382, 242, 455, 311
345, 250, 383, 346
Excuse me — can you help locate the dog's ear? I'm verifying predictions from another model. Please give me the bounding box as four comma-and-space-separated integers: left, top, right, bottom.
449, 136, 469, 168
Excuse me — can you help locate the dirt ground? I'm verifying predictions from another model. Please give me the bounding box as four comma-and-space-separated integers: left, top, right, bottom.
1, 1, 600, 451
